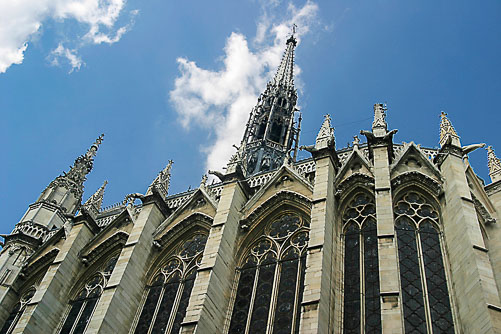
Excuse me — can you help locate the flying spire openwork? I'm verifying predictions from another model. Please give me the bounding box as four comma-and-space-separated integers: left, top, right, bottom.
487, 146, 501, 183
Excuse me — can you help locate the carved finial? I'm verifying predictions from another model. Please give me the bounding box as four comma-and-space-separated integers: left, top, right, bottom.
85, 134, 104, 160
372, 103, 387, 136
487, 146, 501, 183
200, 174, 208, 187
352, 135, 360, 148
83, 180, 107, 215
440, 111, 460, 147
147, 160, 173, 198
314, 114, 335, 150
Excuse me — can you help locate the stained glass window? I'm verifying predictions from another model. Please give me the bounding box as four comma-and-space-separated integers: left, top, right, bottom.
59, 255, 118, 334
0, 288, 36, 334
342, 193, 381, 333
228, 213, 309, 334
395, 192, 454, 333
133, 233, 208, 334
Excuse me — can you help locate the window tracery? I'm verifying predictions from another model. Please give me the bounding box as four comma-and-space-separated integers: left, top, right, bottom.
59, 255, 118, 334
342, 193, 381, 333
228, 213, 309, 334
394, 191, 454, 333
0, 287, 36, 334
132, 233, 208, 334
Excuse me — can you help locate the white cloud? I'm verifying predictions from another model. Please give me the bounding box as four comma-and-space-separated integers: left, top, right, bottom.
49, 43, 83, 73
170, 1, 319, 174
0, 0, 137, 73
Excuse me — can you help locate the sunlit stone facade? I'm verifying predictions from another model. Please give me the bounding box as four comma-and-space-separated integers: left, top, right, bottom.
2, 36, 501, 334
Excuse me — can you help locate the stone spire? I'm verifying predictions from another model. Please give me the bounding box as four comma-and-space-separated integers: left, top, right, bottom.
46, 134, 104, 201
273, 33, 297, 89
487, 146, 501, 183
83, 180, 107, 216
147, 160, 173, 198
315, 115, 335, 150
240, 29, 300, 176
440, 112, 460, 147
372, 103, 388, 137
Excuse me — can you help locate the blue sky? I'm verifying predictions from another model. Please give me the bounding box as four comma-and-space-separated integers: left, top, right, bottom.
1, 0, 501, 233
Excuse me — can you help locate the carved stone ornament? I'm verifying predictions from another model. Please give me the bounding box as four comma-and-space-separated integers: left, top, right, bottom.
154, 212, 213, 249
239, 190, 312, 231
335, 173, 375, 200
471, 193, 496, 224
391, 171, 443, 197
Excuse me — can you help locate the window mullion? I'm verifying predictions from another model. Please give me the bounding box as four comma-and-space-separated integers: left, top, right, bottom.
165, 281, 185, 334
147, 286, 166, 334
244, 265, 261, 334
69, 300, 87, 334
291, 252, 303, 334
416, 230, 433, 334
359, 230, 365, 334
265, 259, 281, 334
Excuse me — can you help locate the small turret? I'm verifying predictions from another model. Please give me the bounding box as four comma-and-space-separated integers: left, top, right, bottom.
3, 135, 104, 252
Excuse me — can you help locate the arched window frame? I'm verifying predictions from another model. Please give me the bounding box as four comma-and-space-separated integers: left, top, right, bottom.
226, 209, 310, 334
0, 287, 36, 334
393, 188, 456, 333
340, 190, 381, 334
57, 253, 120, 334
130, 232, 208, 334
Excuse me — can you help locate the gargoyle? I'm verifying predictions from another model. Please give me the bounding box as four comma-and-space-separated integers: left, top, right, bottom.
462, 143, 486, 156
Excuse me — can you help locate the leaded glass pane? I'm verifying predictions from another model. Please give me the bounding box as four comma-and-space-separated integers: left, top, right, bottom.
228, 257, 258, 333
343, 223, 360, 334
293, 255, 307, 334
229, 213, 308, 334
171, 270, 197, 334
420, 222, 454, 333
151, 273, 181, 333
395, 192, 455, 333
60, 300, 84, 334
396, 219, 426, 333
272, 249, 299, 334
363, 219, 381, 333
72, 298, 98, 334
249, 253, 277, 334
134, 285, 163, 334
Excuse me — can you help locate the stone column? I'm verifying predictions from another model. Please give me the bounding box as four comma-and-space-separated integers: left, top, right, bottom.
181, 180, 247, 334
86, 194, 169, 333
373, 145, 403, 334
299, 153, 337, 333
13, 215, 97, 334
440, 147, 501, 333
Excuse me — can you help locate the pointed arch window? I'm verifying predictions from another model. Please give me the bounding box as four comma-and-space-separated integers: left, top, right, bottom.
59, 255, 118, 334
0, 287, 36, 334
342, 193, 381, 333
227, 213, 309, 334
132, 233, 208, 334
395, 192, 454, 333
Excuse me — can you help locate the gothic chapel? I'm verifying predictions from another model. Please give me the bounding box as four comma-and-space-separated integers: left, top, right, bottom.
2, 33, 501, 334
